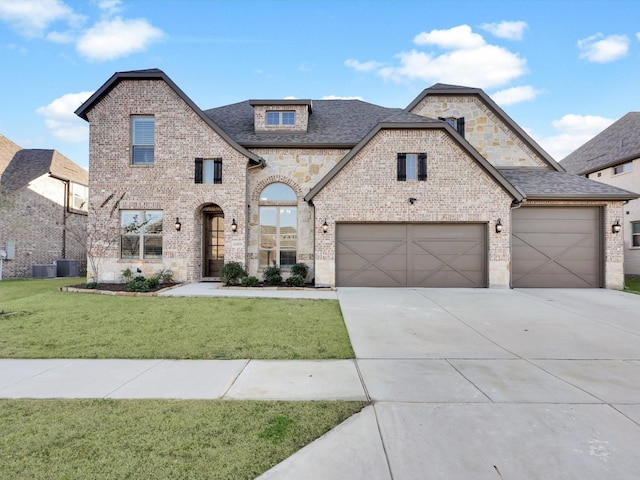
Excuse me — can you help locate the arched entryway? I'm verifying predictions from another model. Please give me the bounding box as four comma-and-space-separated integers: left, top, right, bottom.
203, 204, 224, 278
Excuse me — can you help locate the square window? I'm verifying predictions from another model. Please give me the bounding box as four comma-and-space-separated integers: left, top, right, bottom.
266, 111, 295, 126
120, 210, 163, 259
266, 112, 280, 125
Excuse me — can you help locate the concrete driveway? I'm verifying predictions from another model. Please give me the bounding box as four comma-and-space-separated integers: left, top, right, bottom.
260, 288, 640, 479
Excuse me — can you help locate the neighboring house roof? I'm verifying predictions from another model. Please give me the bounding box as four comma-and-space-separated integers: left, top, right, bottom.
0, 134, 22, 173
205, 100, 404, 147
75, 68, 264, 166
561, 112, 640, 175
498, 168, 639, 200
406, 83, 564, 172
1, 148, 88, 192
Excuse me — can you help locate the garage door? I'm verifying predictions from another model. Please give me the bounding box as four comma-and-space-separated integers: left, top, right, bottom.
512, 207, 602, 288
336, 223, 487, 287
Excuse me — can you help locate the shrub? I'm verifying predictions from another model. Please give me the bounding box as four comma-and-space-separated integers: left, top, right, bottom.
154, 268, 174, 284
121, 267, 134, 282
126, 276, 150, 293
220, 262, 247, 286
263, 265, 282, 286
291, 263, 309, 279
286, 274, 305, 287
147, 276, 160, 289
241, 275, 260, 287
85, 281, 98, 289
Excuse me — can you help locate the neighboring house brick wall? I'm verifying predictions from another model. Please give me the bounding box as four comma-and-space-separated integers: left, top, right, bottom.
410, 95, 549, 168
85, 79, 249, 283
586, 157, 640, 275
310, 128, 513, 287
246, 148, 348, 279
0, 176, 85, 278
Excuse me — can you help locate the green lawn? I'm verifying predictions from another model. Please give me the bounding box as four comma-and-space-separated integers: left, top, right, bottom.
0, 278, 354, 359
0, 399, 367, 480
624, 275, 640, 294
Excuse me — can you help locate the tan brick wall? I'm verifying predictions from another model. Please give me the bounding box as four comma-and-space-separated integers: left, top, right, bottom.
0, 176, 86, 278
310, 128, 514, 287
522, 199, 626, 289
586, 158, 640, 275
410, 95, 550, 168
86, 79, 249, 283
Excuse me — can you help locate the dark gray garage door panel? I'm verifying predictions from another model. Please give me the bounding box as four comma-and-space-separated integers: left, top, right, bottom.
512, 207, 601, 288
336, 223, 486, 287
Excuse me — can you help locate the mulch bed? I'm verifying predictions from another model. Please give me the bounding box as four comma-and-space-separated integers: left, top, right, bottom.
71, 283, 177, 293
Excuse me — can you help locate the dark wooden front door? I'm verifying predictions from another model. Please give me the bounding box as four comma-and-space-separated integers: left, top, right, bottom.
204, 208, 224, 277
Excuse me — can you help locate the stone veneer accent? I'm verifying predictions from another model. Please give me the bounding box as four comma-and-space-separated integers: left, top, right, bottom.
86, 79, 250, 282
410, 95, 549, 168
310, 128, 513, 287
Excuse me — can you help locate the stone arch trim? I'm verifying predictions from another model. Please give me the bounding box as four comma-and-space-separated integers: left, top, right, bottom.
251, 175, 303, 202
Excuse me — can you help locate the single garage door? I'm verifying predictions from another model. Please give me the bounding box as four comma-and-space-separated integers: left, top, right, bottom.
336, 223, 487, 287
512, 207, 602, 288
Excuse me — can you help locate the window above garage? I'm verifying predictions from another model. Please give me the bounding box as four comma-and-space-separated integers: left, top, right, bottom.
397, 153, 427, 181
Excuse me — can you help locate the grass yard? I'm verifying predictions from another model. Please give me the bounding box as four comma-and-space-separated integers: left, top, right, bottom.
0, 278, 354, 359
0, 399, 367, 480
625, 275, 640, 294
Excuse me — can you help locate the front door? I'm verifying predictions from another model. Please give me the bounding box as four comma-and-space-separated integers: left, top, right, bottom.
204, 206, 224, 278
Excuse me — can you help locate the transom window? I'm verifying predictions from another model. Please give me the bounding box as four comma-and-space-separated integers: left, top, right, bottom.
266, 111, 295, 126
131, 116, 155, 165
632, 222, 640, 248
397, 153, 427, 181
121, 210, 163, 259
259, 183, 297, 267
613, 162, 633, 175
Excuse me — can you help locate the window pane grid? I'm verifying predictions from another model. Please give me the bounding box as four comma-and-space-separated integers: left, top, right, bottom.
259, 185, 297, 267
120, 210, 163, 260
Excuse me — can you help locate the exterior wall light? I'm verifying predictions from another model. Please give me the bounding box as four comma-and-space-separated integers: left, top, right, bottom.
174, 218, 181, 231
612, 219, 622, 234
231, 218, 238, 232
322, 220, 328, 234
495, 218, 503, 234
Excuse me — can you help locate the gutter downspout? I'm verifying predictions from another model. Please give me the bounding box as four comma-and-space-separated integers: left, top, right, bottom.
509, 198, 526, 289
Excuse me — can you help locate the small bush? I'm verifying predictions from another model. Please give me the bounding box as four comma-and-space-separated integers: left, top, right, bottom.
126, 276, 150, 293
291, 263, 309, 279
121, 267, 134, 282
147, 276, 160, 289
154, 268, 174, 284
286, 274, 305, 287
220, 262, 247, 286
263, 265, 282, 286
85, 281, 98, 289
241, 275, 260, 287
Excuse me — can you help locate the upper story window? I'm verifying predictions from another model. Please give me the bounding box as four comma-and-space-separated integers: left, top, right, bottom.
68, 182, 88, 213
266, 111, 295, 126
632, 222, 640, 248
613, 162, 633, 175
439, 117, 465, 137
120, 210, 163, 260
397, 153, 427, 181
194, 158, 222, 184
131, 116, 155, 165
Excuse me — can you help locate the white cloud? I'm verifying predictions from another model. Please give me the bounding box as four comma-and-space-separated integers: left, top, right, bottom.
350, 25, 527, 89
0, 0, 84, 37
46, 30, 75, 43
345, 59, 384, 72
480, 21, 527, 40
414, 25, 485, 49
534, 114, 615, 160
491, 85, 541, 105
37, 91, 94, 143
97, 0, 123, 16
578, 33, 629, 63
76, 16, 164, 61
322, 95, 365, 101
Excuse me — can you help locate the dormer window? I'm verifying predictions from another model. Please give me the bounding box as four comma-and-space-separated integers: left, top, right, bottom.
439, 116, 465, 138
266, 111, 295, 126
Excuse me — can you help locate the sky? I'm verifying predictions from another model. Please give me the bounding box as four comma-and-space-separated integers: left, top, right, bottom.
1, 0, 639, 170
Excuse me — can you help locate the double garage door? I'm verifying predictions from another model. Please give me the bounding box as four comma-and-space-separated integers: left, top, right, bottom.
336, 207, 602, 288
336, 223, 487, 287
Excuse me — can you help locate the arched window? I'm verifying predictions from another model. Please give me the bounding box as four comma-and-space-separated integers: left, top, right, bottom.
259, 183, 297, 267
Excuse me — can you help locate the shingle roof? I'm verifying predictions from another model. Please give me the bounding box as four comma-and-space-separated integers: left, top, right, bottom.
561, 112, 640, 175
204, 100, 408, 147
0, 148, 88, 192
0, 134, 22, 173
498, 168, 639, 200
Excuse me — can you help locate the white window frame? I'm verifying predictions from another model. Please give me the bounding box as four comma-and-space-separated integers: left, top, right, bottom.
613, 162, 633, 175
120, 210, 163, 260
68, 182, 88, 213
